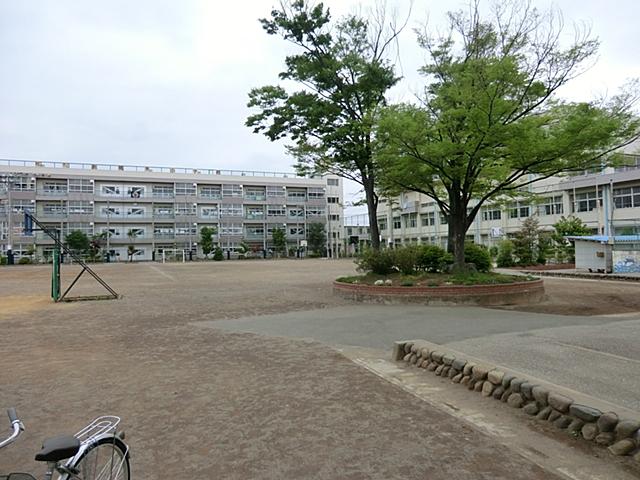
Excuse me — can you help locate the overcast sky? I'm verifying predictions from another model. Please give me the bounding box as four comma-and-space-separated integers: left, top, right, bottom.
1, 0, 639, 214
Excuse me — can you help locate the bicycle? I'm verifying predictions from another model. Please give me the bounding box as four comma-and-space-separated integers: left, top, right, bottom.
1, 408, 130, 480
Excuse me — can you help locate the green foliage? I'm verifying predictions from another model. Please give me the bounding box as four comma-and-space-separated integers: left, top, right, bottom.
271, 227, 287, 256
376, 1, 640, 269
0, 256, 6, 265
213, 247, 224, 261
356, 247, 395, 275
496, 240, 515, 268
393, 245, 422, 275
246, 1, 405, 249
489, 246, 499, 258
417, 244, 452, 273
18, 256, 32, 264
200, 227, 217, 258
65, 230, 90, 254
464, 243, 491, 272
307, 223, 326, 255
552, 216, 591, 263
88, 232, 108, 262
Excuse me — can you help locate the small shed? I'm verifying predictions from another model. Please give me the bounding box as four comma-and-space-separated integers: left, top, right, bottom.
568, 235, 640, 273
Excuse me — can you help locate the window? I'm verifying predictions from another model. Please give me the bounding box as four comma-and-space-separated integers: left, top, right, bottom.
43, 202, 67, 216
200, 206, 218, 218
42, 181, 67, 194
327, 197, 340, 204
509, 202, 530, 218
267, 206, 286, 217
289, 226, 304, 236
176, 223, 197, 235
439, 213, 448, 225
329, 214, 340, 221
378, 220, 387, 231
11, 200, 34, 213
101, 185, 121, 197
245, 225, 265, 237
200, 185, 221, 199
308, 188, 325, 200
68, 201, 93, 215
220, 204, 243, 217
306, 207, 325, 217
101, 206, 121, 217
67, 222, 93, 236
7, 176, 34, 191
421, 212, 435, 226
125, 227, 145, 238
244, 187, 266, 200
154, 226, 174, 237
393, 217, 401, 229
68, 179, 93, 193
245, 206, 265, 219
220, 223, 243, 235
482, 208, 502, 221
176, 203, 196, 216
575, 191, 601, 212
537, 196, 563, 215
287, 188, 306, 201
222, 184, 242, 198
327, 178, 339, 186
266, 224, 286, 236
153, 206, 173, 217
613, 186, 640, 209
126, 207, 146, 217
176, 183, 197, 196
266, 186, 285, 197
126, 186, 144, 199
288, 207, 304, 219
404, 213, 417, 228
153, 185, 174, 198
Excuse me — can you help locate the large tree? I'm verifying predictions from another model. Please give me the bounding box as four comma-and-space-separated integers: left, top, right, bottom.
377, 0, 640, 270
246, 0, 406, 249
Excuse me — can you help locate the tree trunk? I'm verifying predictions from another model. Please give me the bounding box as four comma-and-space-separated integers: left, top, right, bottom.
448, 192, 467, 272
363, 175, 380, 250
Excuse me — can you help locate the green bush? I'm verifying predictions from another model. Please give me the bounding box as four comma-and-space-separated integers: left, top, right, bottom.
393, 245, 421, 275
213, 247, 224, 261
0, 256, 7, 265
417, 244, 451, 273
496, 240, 515, 268
489, 246, 498, 258
464, 242, 491, 272
18, 257, 32, 265
355, 247, 395, 275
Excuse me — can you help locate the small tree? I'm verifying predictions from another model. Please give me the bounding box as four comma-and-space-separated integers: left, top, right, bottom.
272, 227, 287, 257
496, 240, 515, 268
126, 229, 138, 262
307, 223, 326, 256
512, 217, 544, 266
200, 227, 217, 259
65, 230, 90, 255
213, 247, 224, 261
88, 232, 108, 262
552, 216, 591, 263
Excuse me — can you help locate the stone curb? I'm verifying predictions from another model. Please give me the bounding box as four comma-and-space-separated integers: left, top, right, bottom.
393, 339, 640, 463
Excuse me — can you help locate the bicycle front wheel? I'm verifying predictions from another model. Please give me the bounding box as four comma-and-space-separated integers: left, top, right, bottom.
71, 436, 130, 480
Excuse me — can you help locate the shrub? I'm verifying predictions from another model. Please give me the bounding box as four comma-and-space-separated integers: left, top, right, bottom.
18, 257, 32, 265
0, 256, 7, 265
213, 247, 224, 261
464, 242, 491, 272
489, 246, 498, 258
355, 247, 394, 275
417, 244, 451, 273
496, 240, 515, 267
393, 245, 421, 275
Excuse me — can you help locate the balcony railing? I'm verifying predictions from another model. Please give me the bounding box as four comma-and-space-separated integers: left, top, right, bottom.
37, 189, 68, 196
245, 194, 266, 201
245, 213, 265, 220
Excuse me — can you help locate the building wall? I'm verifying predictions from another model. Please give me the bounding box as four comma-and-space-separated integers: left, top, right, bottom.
0, 160, 342, 261
376, 152, 640, 250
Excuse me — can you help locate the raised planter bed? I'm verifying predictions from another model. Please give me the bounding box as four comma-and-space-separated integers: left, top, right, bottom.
333, 278, 544, 306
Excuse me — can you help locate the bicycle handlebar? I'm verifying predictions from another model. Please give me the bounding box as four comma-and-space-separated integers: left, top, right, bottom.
0, 407, 24, 450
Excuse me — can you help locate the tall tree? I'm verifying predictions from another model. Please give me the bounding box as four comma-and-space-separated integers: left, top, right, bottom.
272, 227, 287, 257
307, 222, 326, 255
377, 0, 640, 270
246, 0, 407, 249
200, 226, 217, 259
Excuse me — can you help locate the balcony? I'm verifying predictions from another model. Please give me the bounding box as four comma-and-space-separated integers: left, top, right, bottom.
37, 189, 68, 196
153, 213, 175, 220
245, 232, 265, 241
244, 194, 266, 201
245, 213, 265, 220
153, 233, 176, 240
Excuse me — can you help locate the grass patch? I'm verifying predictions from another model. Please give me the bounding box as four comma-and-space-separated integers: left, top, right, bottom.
336, 271, 536, 287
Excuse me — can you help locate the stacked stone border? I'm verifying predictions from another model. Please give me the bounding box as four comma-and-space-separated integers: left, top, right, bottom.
333, 278, 544, 306
393, 339, 640, 463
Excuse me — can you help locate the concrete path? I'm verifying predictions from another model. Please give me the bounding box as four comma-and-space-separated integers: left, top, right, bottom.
198, 305, 640, 412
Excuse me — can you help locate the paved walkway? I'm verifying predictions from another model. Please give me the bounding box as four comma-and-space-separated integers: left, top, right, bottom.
199, 305, 640, 412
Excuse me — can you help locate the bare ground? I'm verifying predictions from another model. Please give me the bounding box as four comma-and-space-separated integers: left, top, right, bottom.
1, 259, 638, 478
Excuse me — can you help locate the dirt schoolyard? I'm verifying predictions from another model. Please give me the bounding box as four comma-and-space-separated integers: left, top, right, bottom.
1, 259, 639, 478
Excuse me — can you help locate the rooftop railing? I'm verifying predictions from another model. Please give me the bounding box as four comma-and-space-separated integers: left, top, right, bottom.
0, 158, 309, 179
